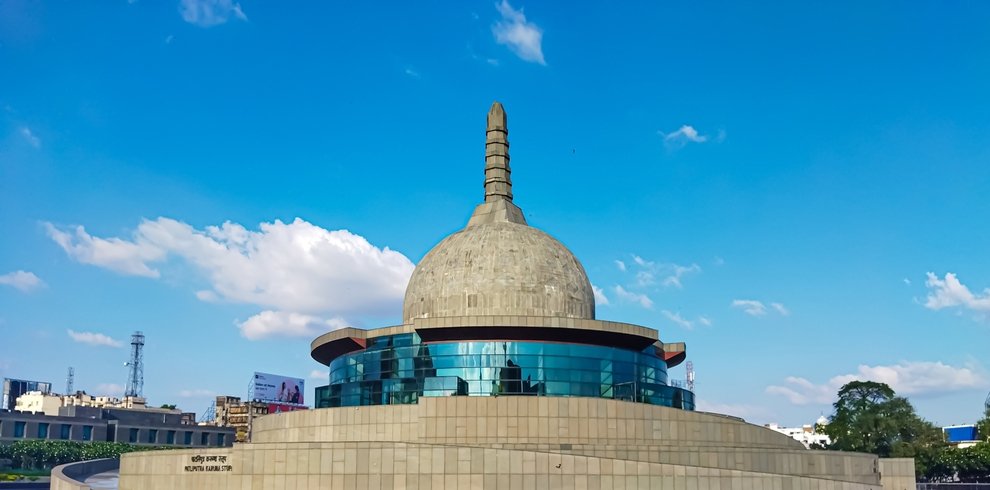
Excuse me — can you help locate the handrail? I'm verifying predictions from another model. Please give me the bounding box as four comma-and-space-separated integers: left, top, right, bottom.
50, 458, 119, 490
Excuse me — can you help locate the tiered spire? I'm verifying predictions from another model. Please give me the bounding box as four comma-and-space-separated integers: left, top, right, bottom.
484, 101, 512, 202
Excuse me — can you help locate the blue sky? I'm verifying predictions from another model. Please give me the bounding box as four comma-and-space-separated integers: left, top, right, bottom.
1, 0, 989, 426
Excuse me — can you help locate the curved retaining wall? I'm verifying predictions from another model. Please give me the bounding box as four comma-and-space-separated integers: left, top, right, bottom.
118, 397, 889, 489
51, 458, 118, 490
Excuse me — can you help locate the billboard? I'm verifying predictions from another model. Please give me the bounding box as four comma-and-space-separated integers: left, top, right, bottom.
2, 378, 53, 412
252, 372, 304, 405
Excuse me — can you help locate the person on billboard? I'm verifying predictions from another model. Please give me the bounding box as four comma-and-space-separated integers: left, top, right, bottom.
277, 382, 287, 402
291, 385, 301, 404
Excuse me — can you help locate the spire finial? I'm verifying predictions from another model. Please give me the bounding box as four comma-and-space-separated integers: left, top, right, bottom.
485, 101, 512, 202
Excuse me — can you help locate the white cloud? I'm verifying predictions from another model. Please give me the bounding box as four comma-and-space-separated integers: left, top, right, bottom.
697, 315, 712, 327
613, 285, 653, 309
592, 284, 609, 306
766, 361, 989, 405
237, 310, 349, 341
903, 278, 911, 285
179, 0, 247, 27
19, 127, 40, 148
67, 329, 123, 348
630, 255, 700, 289
0, 270, 44, 292
45, 223, 166, 278
923, 272, 990, 313
661, 310, 692, 330
492, 0, 546, 65
45, 218, 415, 318
614, 260, 626, 272
309, 370, 329, 380
404, 67, 421, 79
178, 389, 215, 398
770, 302, 790, 316
660, 125, 708, 149
95, 383, 125, 396
731, 299, 789, 317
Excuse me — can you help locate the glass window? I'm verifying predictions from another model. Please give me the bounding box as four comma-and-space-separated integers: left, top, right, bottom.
128, 428, 139, 443
82, 425, 93, 441
147, 429, 158, 444
166, 430, 176, 444
37, 422, 49, 439
60, 424, 71, 440
14, 421, 26, 438
183, 431, 193, 445
217, 433, 226, 446
200, 432, 209, 446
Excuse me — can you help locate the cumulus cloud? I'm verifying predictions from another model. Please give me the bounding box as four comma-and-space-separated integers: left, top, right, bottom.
614, 260, 626, 272
492, 0, 545, 65
237, 311, 349, 341
592, 284, 609, 306
630, 255, 700, 288
660, 125, 708, 149
44, 223, 165, 278
95, 383, 125, 396
45, 218, 415, 318
766, 361, 989, 405
923, 272, 990, 313
661, 310, 692, 330
179, 0, 247, 27
0, 270, 44, 292
613, 285, 653, 309
67, 329, 123, 348
19, 127, 40, 148
731, 299, 789, 317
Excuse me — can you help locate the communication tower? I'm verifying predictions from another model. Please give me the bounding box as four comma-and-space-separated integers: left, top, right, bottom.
985, 391, 989, 413
65, 367, 74, 394
124, 331, 145, 397
199, 400, 216, 424
686, 361, 695, 392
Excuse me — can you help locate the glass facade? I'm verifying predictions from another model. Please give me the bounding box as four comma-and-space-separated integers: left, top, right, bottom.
315, 333, 693, 411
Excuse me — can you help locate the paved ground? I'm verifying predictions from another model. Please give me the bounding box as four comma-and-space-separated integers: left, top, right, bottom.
83, 470, 118, 490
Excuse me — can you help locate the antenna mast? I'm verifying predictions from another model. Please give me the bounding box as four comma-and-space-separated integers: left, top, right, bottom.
124, 331, 145, 397
686, 361, 695, 392
65, 367, 74, 394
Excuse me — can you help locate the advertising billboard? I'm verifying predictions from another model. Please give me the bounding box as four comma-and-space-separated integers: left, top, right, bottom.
266, 403, 309, 414
252, 372, 304, 405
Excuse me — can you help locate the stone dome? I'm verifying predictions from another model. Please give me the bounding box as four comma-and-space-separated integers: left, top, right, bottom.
402, 220, 595, 322
401, 102, 596, 323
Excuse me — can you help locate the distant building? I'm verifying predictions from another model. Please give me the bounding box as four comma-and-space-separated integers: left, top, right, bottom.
2, 378, 52, 412
765, 416, 831, 448
213, 395, 306, 442
943, 424, 980, 448
13, 391, 62, 416
0, 405, 233, 447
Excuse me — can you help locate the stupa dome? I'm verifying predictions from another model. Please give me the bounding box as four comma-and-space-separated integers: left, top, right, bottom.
401, 102, 595, 323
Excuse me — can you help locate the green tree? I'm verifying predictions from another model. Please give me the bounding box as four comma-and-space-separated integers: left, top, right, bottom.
977, 406, 990, 442
822, 381, 942, 459
159, 404, 177, 410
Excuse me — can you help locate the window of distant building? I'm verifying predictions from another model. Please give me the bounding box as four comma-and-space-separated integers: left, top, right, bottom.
14, 421, 26, 438
217, 433, 226, 446
147, 429, 157, 444
60, 424, 71, 440
183, 431, 192, 445
37, 422, 49, 439
82, 425, 93, 441
200, 432, 209, 446
166, 430, 175, 445
129, 428, 139, 443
